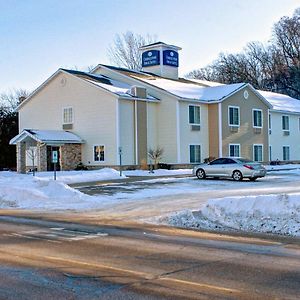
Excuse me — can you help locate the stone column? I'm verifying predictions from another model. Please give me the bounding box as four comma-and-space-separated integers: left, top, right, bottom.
16, 142, 26, 173
37, 143, 47, 172
60, 144, 82, 171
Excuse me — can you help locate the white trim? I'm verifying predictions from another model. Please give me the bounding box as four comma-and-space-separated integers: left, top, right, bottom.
228, 144, 240, 157
252, 108, 263, 128
253, 144, 264, 162
176, 101, 181, 163
134, 100, 138, 164
116, 99, 120, 164
93, 144, 106, 163
228, 105, 240, 127
188, 104, 201, 125
270, 109, 300, 116
189, 144, 202, 164
218, 103, 223, 157
62, 106, 74, 125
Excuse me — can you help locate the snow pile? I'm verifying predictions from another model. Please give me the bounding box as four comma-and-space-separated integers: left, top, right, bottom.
35, 168, 125, 184
0, 172, 102, 210
166, 193, 300, 236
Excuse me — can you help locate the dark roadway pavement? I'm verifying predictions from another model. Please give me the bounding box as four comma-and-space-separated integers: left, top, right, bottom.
0, 214, 299, 299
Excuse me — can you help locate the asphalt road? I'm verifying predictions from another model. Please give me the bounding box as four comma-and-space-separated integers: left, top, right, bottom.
0, 215, 299, 299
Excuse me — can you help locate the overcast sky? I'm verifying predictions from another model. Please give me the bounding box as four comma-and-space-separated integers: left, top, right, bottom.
1, 0, 300, 92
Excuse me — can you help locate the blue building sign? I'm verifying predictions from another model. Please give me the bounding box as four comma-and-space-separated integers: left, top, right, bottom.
142, 50, 160, 67
163, 50, 179, 67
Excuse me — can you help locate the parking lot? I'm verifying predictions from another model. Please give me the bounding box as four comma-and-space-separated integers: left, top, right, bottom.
75, 169, 300, 221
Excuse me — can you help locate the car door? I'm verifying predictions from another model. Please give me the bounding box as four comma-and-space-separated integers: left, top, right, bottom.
207, 158, 227, 176
223, 158, 238, 177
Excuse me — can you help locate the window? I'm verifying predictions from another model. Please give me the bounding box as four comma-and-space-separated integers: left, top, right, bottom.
282, 115, 289, 131
269, 145, 272, 161
229, 144, 240, 157
228, 106, 240, 126
210, 158, 226, 165
189, 105, 200, 124
253, 144, 263, 162
269, 114, 272, 129
283, 146, 290, 161
94, 145, 105, 162
63, 107, 73, 124
299, 118, 300, 131
253, 109, 262, 128
190, 145, 201, 163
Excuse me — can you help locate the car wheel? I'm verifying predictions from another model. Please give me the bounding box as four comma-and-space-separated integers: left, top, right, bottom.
249, 177, 258, 181
196, 169, 206, 179
232, 170, 243, 181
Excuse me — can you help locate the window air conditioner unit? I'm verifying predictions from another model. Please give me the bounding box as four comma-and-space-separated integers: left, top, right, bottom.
230, 126, 239, 133
253, 128, 262, 134
191, 125, 201, 131
283, 130, 290, 136
63, 124, 73, 130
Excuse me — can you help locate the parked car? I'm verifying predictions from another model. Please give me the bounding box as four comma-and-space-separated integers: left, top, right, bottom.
193, 157, 266, 181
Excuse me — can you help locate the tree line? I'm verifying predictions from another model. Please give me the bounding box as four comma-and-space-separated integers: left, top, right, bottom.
0, 89, 28, 170
187, 8, 300, 99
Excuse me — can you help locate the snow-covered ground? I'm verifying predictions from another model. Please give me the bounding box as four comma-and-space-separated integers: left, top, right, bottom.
164, 193, 300, 237
0, 165, 300, 237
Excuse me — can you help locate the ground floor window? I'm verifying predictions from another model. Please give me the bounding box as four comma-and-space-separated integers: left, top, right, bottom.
94, 145, 105, 161
190, 145, 201, 163
253, 144, 263, 162
269, 145, 272, 161
283, 146, 290, 161
229, 144, 240, 157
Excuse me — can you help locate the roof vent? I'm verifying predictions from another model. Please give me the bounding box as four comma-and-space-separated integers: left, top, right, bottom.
130, 86, 147, 98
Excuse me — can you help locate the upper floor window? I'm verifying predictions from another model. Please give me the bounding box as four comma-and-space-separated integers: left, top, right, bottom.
189, 105, 200, 125
63, 107, 73, 124
253, 109, 263, 128
282, 115, 289, 131
269, 114, 272, 129
228, 106, 240, 126
229, 144, 240, 157
94, 145, 105, 162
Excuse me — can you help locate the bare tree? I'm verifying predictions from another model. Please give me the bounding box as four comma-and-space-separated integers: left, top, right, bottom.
148, 147, 164, 170
186, 7, 300, 98
107, 31, 158, 70
0, 88, 30, 111
26, 146, 37, 176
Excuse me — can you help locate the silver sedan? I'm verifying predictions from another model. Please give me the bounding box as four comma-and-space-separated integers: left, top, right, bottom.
193, 157, 267, 181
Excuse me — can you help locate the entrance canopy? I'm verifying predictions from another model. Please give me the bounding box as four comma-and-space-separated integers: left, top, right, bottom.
10, 129, 84, 145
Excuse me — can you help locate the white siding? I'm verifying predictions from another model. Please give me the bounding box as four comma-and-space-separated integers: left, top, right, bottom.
179, 101, 209, 163
119, 100, 135, 165
19, 72, 118, 166
147, 102, 158, 155
269, 111, 300, 161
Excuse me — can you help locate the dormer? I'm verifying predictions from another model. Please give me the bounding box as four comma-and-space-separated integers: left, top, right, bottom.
139, 42, 182, 80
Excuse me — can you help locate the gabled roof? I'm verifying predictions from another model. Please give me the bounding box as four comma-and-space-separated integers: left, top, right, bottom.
259, 90, 300, 114
10, 129, 84, 145
130, 76, 247, 101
